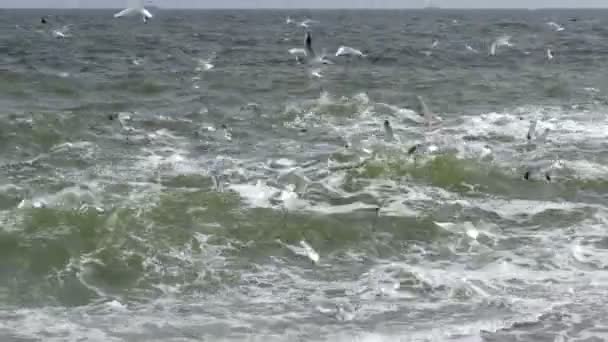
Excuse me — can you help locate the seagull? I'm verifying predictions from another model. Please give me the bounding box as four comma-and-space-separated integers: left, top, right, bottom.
288, 48, 308, 63
305, 31, 316, 59
431, 39, 439, 49
546, 21, 565, 32
524, 166, 552, 182
527, 119, 537, 141
299, 240, 320, 264
416, 95, 441, 127
114, 0, 153, 23
383, 120, 395, 142
196, 58, 214, 71
195, 53, 216, 71
527, 119, 550, 143
286, 16, 294, 24
546, 48, 554, 60
489, 35, 513, 56
465, 44, 479, 53
52, 25, 72, 39
335, 46, 366, 57
304, 31, 333, 65
299, 19, 318, 28
310, 68, 323, 78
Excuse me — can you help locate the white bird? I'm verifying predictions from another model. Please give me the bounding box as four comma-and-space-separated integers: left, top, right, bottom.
286, 16, 294, 24
288, 48, 308, 63
465, 44, 479, 53
489, 35, 513, 56
546, 48, 554, 60
335, 46, 366, 57
195, 53, 215, 71
51, 25, 71, 39
310, 68, 323, 78
196, 59, 214, 71
299, 19, 318, 28
114, 0, 153, 23
431, 39, 439, 49
383, 120, 395, 142
527, 119, 550, 143
416, 95, 441, 127
547, 21, 564, 32
299, 240, 320, 264
280, 184, 305, 211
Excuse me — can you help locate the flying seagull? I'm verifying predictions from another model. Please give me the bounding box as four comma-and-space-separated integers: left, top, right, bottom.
489, 35, 513, 56
335, 46, 366, 57
304, 31, 333, 65
114, 0, 153, 23
546, 21, 565, 32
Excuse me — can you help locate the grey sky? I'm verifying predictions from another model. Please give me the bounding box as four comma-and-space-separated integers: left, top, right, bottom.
1, 0, 606, 8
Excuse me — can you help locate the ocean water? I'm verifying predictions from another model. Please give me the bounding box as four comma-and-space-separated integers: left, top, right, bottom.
1, 8, 608, 341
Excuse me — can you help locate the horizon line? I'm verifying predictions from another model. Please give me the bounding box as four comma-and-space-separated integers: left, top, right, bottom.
2, 6, 608, 10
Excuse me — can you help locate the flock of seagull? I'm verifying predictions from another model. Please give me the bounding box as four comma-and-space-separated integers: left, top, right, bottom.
35, 4, 565, 184
27, 4, 582, 266
278, 15, 565, 182
34, 2, 569, 181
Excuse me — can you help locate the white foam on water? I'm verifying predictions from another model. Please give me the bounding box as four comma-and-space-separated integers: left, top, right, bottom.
459, 197, 595, 220
308, 201, 378, 215
563, 159, 608, 180
228, 180, 281, 208
0, 308, 121, 342
458, 108, 608, 148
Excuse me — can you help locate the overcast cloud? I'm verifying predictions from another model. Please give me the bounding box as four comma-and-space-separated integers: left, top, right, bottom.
0, 0, 605, 8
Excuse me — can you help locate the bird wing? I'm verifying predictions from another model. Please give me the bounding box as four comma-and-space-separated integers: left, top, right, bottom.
114, 8, 136, 18
140, 8, 153, 18
288, 48, 307, 56
417, 96, 438, 125
527, 120, 537, 140
304, 32, 315, 58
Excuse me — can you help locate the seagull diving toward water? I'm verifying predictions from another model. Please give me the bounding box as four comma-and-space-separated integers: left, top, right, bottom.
489, 35, 513, 56
527, 119, 550, 143
384, 120, 395, 142
546, 21, 565, 32
527, 119, 537, 141
114, 0, 153, 23
335, 46, 366, 57
416, 95, 441, 127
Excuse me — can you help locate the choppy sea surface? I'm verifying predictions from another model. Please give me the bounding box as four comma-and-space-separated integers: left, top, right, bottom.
2, 8, 608, 341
